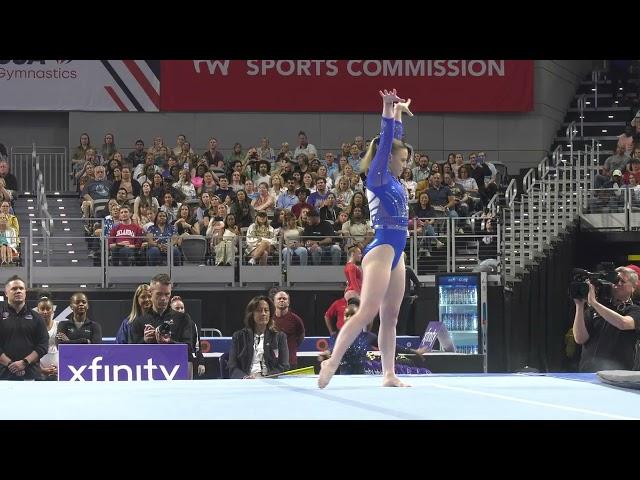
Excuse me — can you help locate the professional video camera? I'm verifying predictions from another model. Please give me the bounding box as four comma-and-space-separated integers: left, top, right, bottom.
569, 262, 619, 301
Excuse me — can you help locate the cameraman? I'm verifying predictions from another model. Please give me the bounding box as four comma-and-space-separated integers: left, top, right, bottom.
573, 267, 640, 372
129, 274, 193, 363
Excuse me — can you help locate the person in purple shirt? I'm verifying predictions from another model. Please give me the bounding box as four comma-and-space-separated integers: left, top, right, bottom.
319, 89, 413, 389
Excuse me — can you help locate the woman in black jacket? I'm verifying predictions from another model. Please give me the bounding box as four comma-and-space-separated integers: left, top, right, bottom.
228, 295, 289, 379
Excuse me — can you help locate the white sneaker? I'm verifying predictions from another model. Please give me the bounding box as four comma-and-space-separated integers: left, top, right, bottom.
248, 258, 256, 265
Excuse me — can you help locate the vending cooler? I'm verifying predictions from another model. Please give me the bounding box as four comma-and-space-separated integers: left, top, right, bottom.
435, 272, 488, 372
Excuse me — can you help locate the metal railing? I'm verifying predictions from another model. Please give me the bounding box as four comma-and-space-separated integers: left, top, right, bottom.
10, 145, 69, 193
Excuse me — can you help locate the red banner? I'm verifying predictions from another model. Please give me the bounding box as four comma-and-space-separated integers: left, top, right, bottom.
160, 60, 533, 113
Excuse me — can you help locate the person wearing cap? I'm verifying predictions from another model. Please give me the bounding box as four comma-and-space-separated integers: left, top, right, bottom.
596, 144, 630, 188
302, 208, 342, 265
572, 266, 640, 371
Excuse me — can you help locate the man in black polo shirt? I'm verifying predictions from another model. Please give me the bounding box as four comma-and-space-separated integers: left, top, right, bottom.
573, 266, 640, 372
303, 209, 341, 265
0, 275, 49, 380
129, 274, 193, 355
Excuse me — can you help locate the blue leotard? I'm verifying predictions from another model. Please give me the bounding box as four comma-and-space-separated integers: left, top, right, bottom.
362, 116, 408, 270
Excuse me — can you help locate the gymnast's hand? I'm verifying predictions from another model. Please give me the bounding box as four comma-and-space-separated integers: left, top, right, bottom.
395, 98, 414, 117
379, 89, 404, 105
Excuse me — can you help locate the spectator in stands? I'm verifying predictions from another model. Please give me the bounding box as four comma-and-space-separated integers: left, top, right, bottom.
332, 176, 354, 212
173, 169, 197, 200
132, 202, 154, 231
56, 293, 102, 345
214, 175, 236, 204
147, 136, 165, 157
617, 125, 635, 156
133, 153, 160, 183
443, 172, 470, 218
226, 142, 244, 166
452, 153, 465, 180
72, 133, 93, 164
177, 141, 198, 170
110, 166, 141, 203
343, 164, 363, 192
301, 172, 316, 193
333, 211, 349, 235
202, 137, 225, 168
276, 178, 299, 212
35, 296, 58, 380
257, 137, 275, 165
113, 187, 130, 210
467, 154, 492, 204
573, 266, 640, 371
0, 201, 19, 237
228, 295, 289, 379
280, 211, 307, 266
623, 158, 640, 185
0, 161, 17, 193
346, 191, 369, 219
133, 181, 159, 219
477, 152, 498, 198
206, 203, 226, 243
303, 209, 342, 265
0, 276, 49, 380
81, 165, 113, 219
92, 202, 120, 256
324, 152, 339, 182
172, 134, 191, 157
230, 171, 244, 192
293, 131, 318, 161
410, 192, 445, 252
458, 164, 480, 208
213, 213, 239, 266
401, 167, 417, 204
596, 144, 630, 188
110, 166, 122, 184
245, 211, 277, 265
338, 142, 351, 162
170, 296, 205, 378
174, 204, 200, 236
316, 165, 333, 189
251, 182, 275, 216
100, 133, 117, 162
230, 190, 254, 229
290, 188, 312, 219
159, 191, 180, 224
77, 162, 95, 193
198, 171, 218, 197
128, 274, 193, 367
308, 177, 330, 210
109, 206, 144, 266
347, 143, 363, 174
127, 139, 146, 167
269, 173, 285, 198
341, 206, 374, 249
242, 179, 257, 202
412, 154, 431, 184
147, 210, 182, 266
273, 290, 305, 369
0, 214, 18, 265
319, 193, 340, 224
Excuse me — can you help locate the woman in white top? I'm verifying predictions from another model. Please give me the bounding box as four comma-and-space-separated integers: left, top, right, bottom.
332, 176, 354, 211
269, 173, 286, 198
316, 165, 333, 190
245, 211, 277, 265
36, 296, 58, 380
214, 213, 240, 266
173, 169, 197, 200
280, 211, 308, 266
251, 182, 275, 217
400, 167, 417, 204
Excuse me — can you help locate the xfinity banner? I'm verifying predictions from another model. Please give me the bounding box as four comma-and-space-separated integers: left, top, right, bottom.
161, 59, 533, 112
0, 60, 160, 111
59, 344, 188, 381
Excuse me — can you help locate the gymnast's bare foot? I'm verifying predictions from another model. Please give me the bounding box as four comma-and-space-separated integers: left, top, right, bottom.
382, 374, 411, 387
318, 359, 338, 389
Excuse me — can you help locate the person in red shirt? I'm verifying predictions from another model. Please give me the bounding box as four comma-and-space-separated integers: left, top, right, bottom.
272, 290, 305, 368
108, 206, 144, 265
344, 244, 363, 300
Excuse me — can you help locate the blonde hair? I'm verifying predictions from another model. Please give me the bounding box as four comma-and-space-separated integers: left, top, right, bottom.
360, 136, 410, 174
128, 284, 151, 323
